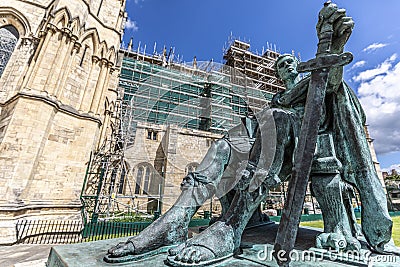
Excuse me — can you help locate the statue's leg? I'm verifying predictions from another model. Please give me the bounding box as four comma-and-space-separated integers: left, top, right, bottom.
351, 168, 399, 254
249, 108, 294, 191
311, 174, 361, 252
218, 189, 268, 229
218, 189, 235, 219
311, 133, 361, 252
106, 139, 231, 260
167, 109, 295, 265
335, 116, 397, 254
167, 181, 267, 266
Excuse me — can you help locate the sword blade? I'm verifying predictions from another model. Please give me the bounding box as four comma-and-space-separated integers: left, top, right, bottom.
273, 68, 329, 266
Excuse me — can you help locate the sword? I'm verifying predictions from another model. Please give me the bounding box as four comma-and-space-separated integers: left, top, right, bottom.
273, 2, 353, 266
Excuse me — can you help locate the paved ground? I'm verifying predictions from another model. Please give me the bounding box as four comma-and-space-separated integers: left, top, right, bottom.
0, 226, 205, 267
0, 244, 52, 267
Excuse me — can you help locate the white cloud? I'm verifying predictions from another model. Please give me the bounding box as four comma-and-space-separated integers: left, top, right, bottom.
356, 54, 400, 155
381, 163, 400, 174
350, 60, 366, 70
352, 54, 397, 82
363, 42, 388, 53
125, 18, 139, 31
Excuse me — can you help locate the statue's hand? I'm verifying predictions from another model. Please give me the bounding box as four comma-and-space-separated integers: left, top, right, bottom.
316, 2, 353, 53
332, 15, 354, 53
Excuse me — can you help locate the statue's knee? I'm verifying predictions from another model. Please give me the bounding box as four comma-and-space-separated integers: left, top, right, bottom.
271, 108, 291, 122
269, 109, 293, 138
213, 139, 231, 159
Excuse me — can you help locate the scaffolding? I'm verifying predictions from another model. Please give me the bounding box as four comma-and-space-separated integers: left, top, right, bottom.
80, 87, 164, 223
80, 39, 287, 221
223, 39, 285, 95
119, 39, 285, 137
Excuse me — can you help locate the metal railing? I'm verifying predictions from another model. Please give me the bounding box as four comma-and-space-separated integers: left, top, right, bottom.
15, 220, 151, 245
16, 220, 83, 244
14, 218, 210, 245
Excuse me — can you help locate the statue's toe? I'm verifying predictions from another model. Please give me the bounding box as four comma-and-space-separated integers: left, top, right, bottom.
181, 248, 194, 262
166, 221, 235, 266
168, 243, 185, 256
188, 249, 200, 263
107, 241, 135, 257
316, 232, 347, 252
174, 246, 214, 264
345, 237, 361, 251
174, 247, 185, 261
108, 242, 125, 254
193, 251, 202, 263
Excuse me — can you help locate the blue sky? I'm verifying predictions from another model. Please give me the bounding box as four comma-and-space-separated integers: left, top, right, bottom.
124, 0, 400, 173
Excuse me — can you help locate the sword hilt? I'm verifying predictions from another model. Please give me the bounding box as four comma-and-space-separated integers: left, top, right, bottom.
297, 52, 353, 73
317, 1, 335, 56
317, 26, 334, 56
316, 1, 345, 56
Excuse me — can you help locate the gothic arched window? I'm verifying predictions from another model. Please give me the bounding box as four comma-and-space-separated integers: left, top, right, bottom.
0, 25, 19, 78
133, 163, 156, 195
135, 167, 144, 194
143, 167, 151, 195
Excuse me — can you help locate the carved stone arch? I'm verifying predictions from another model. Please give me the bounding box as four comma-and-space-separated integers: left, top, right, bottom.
0, 7, 31, 37
78, 22, 86, 37
108, 99, 117, 114
104, 96, 114, 114
52, 7, 72, 29
107, 46, 116, 63
79, 28, 100, 57
69, 17, 81, 36
45, 4, 55, 19
98, 41, 108, 59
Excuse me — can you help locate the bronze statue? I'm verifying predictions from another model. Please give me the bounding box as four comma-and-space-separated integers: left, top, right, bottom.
106, 2, 399, 266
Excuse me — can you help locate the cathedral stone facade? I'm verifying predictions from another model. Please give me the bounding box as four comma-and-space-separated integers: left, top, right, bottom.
0, 0, 125, 243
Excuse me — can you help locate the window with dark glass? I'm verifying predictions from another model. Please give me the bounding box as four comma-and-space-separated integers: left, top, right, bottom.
143, 167, 150, 195
135, 167, 143, 194
0, 25, 19, 78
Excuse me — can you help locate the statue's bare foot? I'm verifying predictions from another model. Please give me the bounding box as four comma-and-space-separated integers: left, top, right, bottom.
105, 227, 186, 263
106, 232, 186, 262
372, 238, 400, 256
316, 232, 361, 252
105, 208, 190, 262
166, 221, 236, 266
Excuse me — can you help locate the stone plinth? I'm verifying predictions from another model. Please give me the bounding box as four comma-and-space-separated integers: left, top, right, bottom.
47, 224, 400, 267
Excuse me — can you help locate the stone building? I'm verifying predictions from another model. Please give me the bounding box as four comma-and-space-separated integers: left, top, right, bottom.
0, 0, 125, 243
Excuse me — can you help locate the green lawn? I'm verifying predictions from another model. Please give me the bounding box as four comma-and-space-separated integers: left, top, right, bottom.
300, 216, 400, 246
